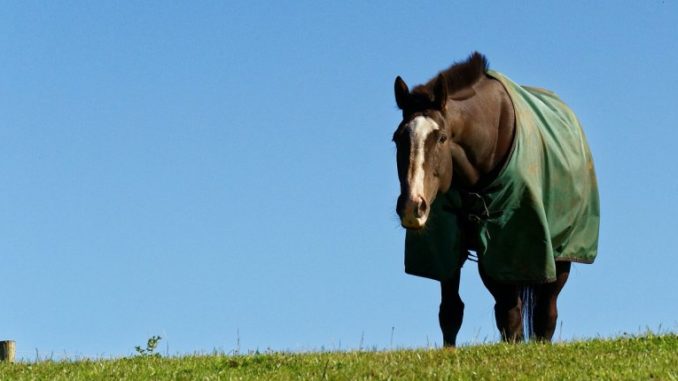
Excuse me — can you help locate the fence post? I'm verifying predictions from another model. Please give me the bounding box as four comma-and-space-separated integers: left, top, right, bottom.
0, 340, 15, 363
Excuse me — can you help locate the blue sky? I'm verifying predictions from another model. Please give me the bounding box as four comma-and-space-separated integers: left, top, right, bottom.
1, 1, 677, 359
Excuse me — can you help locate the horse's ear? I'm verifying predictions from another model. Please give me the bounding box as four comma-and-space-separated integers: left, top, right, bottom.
433, 74, 448, 111
394, 76, 410, 110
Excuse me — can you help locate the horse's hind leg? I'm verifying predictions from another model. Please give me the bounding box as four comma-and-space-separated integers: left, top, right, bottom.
478, 265, 523, 342
533, 261, 571, 341
439, 269, 464, 347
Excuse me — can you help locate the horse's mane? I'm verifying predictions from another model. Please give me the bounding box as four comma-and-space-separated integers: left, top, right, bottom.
412, 52, 489, 97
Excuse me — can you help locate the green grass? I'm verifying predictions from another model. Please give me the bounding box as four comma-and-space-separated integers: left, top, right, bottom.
1, 334, 676, 380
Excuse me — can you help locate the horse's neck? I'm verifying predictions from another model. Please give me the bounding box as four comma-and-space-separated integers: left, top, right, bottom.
449, 76, 515, 190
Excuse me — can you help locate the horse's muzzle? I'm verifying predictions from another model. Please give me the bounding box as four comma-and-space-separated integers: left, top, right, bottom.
396, 194, 429, 230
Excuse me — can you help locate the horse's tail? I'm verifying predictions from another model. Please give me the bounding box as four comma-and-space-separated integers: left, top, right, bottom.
521, 285, 536, 341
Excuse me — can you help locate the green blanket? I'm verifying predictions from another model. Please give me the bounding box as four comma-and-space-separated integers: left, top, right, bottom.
404, 71, 599, 283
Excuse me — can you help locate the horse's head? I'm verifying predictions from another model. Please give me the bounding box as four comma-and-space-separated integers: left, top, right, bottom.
392, 74, 454, 230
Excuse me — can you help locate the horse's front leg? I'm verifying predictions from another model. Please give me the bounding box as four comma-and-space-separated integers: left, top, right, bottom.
478, 264, 524, 342
439, 269, 464, 347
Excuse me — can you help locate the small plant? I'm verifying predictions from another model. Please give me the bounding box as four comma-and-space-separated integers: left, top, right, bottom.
135, 335, 162, 357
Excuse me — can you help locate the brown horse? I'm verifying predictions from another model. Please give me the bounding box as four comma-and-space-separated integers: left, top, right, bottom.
392, 52, 598, 346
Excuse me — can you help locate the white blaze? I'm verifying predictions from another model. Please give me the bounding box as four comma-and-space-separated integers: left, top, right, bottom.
407, 116, 439, 198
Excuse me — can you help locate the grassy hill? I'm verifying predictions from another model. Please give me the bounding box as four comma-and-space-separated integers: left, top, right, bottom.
1, 334, 676, 380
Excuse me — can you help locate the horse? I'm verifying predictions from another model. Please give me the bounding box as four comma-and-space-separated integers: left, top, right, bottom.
391, 52, 599, 346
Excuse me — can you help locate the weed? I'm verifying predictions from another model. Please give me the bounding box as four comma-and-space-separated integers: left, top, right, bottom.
135, 336, 162, 358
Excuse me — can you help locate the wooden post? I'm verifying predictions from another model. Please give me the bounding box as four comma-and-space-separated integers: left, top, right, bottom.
0, 340, 15, 363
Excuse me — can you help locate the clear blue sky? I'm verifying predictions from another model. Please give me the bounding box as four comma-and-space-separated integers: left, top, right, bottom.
2, 1, 677, 359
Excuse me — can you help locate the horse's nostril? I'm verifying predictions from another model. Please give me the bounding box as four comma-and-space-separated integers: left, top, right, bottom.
415, 198, 428, 218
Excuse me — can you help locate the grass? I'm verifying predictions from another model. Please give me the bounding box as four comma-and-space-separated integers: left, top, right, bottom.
1, 334, 676, 380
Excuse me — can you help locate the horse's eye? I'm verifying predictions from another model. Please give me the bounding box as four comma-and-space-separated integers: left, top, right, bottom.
439, 134, 448, 143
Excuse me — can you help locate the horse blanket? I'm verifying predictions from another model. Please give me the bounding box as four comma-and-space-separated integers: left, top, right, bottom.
404, 70, 599, 283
